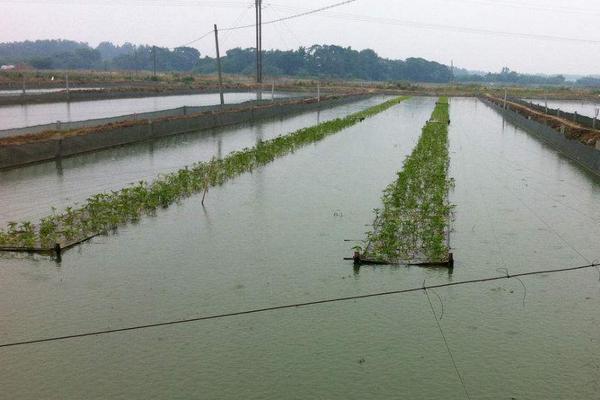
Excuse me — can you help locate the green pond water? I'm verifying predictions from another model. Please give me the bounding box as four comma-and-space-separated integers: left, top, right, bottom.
1, 97, 599, 399
0, 96, 391, 226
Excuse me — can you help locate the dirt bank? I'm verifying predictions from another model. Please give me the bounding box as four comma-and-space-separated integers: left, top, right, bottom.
484, 94, 600, 147
0, 93, 370, 169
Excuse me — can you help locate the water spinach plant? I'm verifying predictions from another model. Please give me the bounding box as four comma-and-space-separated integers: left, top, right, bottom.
0, 96, 409, 250
361, 97, 453, 264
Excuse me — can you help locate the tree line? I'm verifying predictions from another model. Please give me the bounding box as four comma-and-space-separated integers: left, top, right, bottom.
195, 46, 453, 83
454, 67, 566, 85
0, 39, 591, 86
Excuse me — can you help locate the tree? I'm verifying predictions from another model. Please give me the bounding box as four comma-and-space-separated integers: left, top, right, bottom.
97, 42, 135, 60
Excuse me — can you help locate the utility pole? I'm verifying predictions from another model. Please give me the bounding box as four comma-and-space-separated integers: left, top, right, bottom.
259, 0, 262, 83
152, 46, 157, 78
214, 24, 225, 107
255, 0, 259, 84
65, 71, 70, 101
21, 74, 25, 95
255, 0, 262, 84
594, 108, 599, 130
503, 89, 507, 109
317, 81, 321, 102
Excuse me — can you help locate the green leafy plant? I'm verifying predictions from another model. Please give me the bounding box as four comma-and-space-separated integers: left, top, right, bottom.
361, 97, 453, 263
0, 96, 410, 250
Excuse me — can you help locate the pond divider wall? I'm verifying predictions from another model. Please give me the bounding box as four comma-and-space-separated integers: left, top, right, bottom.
0, 86, 297, 107
0, 94, 309, 138
513, 97, 599, 130
0, 94, 369, 170
481, 97, 600, 176
1, 105, 205, 138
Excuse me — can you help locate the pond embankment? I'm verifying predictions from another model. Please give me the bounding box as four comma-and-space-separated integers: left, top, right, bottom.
0, 94, 369, 170
0, 84, 278, 106
481, 95, 600, 176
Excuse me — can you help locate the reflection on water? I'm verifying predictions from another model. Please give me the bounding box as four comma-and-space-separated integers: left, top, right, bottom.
0, 96, 392, 225
0, 97, 599, 399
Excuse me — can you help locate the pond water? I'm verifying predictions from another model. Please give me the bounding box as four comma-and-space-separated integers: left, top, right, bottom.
0, 88, 104, 96
0, 97, 599, 399
0, 91, 301, 130
0, 96, 392, 227
524, 98, 600, 119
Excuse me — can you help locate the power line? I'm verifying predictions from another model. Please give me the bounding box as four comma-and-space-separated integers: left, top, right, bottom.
220, 4, 255, 49
0, 0, 252, 8
6, 0, 600, 47
175, 0, 356, 49
219, 0, 357, 32
265, 3, 600, 45
443, 0, 600, 17
0, 261, 597, 349
267, 4, 306, 49
309, 12, 600, 45
179, 30, 214, 48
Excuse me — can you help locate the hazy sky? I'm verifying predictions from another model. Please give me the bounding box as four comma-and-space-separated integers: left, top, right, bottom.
2, 0, 599, 75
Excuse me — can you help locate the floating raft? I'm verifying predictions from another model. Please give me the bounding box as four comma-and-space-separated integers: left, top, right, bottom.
345, 252, 454, 268
343, 98, 453, 271
0, 233, 100, 259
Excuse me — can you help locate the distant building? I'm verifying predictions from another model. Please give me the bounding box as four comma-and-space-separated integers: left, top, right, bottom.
0, 65, 16, 71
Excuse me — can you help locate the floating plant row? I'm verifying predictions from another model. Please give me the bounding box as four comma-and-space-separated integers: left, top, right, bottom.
0, 96, 410, 250
360, 97, 453, 263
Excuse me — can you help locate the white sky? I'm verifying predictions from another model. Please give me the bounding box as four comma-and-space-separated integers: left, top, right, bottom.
1, 0, 599, 75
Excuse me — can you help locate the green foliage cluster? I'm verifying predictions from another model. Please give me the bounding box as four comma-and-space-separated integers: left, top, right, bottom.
0, 39, 89, 64
576, 76, 600, 88
455, 67, 566, 86
112, 46, 201, 73
0, 96, 409, 250
4, 40, 592, 86
363, 97, 453, 263
1, 40, 454, 83
0, 39, 200, 72
198, 45, 453, 83
0, 40, 103, 70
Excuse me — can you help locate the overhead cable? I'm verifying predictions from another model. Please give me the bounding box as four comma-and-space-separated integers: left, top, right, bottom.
0, 261, 598, 349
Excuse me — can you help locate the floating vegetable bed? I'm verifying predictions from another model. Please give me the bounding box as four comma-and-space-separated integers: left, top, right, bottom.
0, 96, 409, 253
356, 97, 453, 265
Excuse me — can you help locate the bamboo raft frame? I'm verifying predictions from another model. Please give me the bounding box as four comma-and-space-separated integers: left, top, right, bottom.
0, 233, 100, 260
345, 214, 454, 269
344, 253, 454, 268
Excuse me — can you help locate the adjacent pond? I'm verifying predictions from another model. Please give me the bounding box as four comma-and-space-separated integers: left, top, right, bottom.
524, 98, 600, 118
1, 97, 599, 399
0, 87, 104, 97
0, 91, 301, 130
